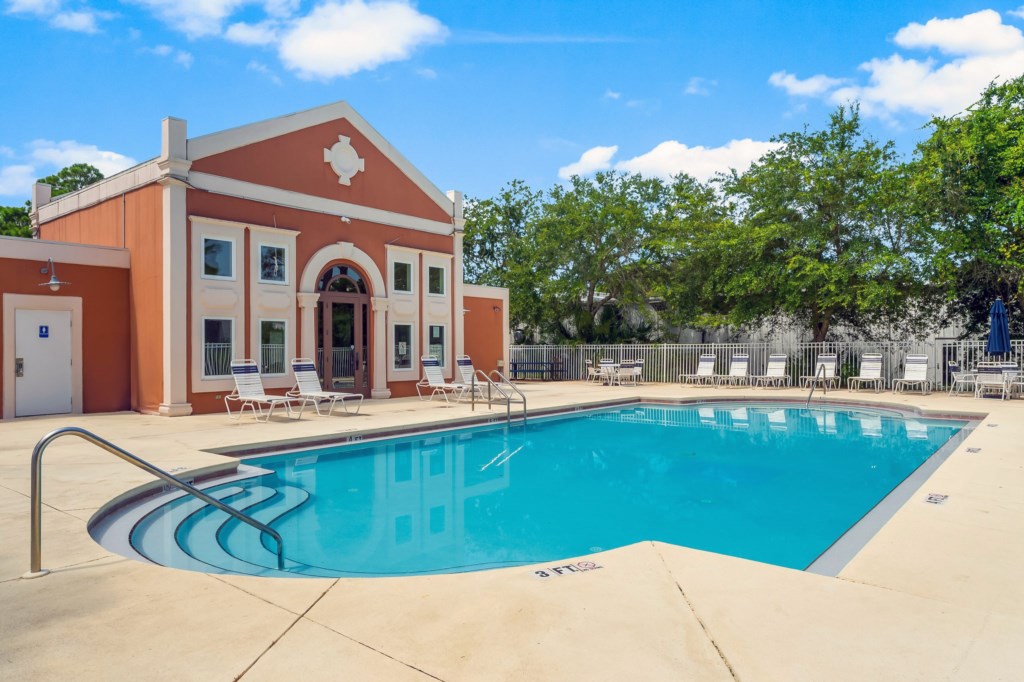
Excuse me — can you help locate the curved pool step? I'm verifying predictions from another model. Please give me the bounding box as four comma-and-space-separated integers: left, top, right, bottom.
175, 486, 282, 575
217, 484, 335, 577
131, 486, 247, 572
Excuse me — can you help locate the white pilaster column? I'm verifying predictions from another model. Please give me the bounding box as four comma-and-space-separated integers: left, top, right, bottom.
158, 116, 192, 417
297, 292, 321, 361
448, 190, 466, 360
370, 296, 391, 399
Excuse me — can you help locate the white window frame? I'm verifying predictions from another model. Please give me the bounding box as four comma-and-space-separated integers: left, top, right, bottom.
201, 316, 234, 379
258, 318, 288, 376
427, 265, 446, 296
257, 243, 289, 286
200, 235, 236, 281
393, 260, 414, 294
426, 323, 447, 368
393, 322, 416, 372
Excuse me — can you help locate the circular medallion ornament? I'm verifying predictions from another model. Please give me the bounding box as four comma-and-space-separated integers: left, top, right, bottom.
323, 135, 365, 186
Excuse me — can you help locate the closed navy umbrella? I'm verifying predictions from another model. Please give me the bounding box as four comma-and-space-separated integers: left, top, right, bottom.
987, 298, 1011, 356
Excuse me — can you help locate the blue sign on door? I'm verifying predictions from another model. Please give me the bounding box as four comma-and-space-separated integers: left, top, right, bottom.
39, 325, 49, 338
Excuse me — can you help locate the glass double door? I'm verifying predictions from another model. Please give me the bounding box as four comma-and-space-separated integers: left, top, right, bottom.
317, 296, 369, 396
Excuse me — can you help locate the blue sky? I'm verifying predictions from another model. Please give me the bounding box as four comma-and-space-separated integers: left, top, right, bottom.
2, 0, 1024, 204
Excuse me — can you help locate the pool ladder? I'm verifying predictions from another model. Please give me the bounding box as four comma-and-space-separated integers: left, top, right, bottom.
470, 370, 527, 424
23, 426, 285, 579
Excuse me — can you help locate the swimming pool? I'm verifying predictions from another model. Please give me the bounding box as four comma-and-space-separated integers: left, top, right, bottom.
108, 402, 968, 578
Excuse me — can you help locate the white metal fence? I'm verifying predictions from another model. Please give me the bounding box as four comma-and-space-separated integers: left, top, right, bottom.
509, 340, 1024, 389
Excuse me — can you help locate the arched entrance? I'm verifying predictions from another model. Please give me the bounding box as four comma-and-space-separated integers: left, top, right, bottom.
316, 264, 370, 396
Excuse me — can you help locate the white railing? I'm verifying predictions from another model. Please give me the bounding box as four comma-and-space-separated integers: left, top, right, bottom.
260, 344, 286, 375
510, 340, 1023, 389
203, 343, 233, 378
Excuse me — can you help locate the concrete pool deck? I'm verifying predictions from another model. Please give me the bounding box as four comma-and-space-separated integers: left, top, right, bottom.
1, 382, 1022, 681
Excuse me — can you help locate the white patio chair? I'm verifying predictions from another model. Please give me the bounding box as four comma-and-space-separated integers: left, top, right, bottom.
751, 354, 790, 388
800, 354, 840, 389
680, 354, 717, 385
848, 353, 884, 392
286, 358, 363, 416
598, 358, 616, 385
416, 356, 470, 404
946, 361, 975, 396
892, 354, 931, 395
974, 365, 1010, 400
584, 359, 603, 384
717, 354, 750, 386
613, 361, 637, 387
632, 358, 645, 384
225, 359, 305, 422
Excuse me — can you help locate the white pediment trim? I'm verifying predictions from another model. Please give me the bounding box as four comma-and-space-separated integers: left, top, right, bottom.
185, 101, 454, 218
189, 172, 454, 236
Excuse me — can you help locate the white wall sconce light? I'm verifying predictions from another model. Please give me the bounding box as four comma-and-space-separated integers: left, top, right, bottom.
39, 258, 70, 292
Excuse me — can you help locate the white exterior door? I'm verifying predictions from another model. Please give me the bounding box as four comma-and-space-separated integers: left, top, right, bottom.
15, 309, 73, 417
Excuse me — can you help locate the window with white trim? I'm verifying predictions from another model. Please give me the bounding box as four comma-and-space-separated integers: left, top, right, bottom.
260, 319, 286, 375
202, 237, 234, 279
394, 323, 413, 370
427, 266, 445, 295
258, 244, 287, 284
428, 324, 446, 366
202, 318, 233, 378
393, 262, 413, 293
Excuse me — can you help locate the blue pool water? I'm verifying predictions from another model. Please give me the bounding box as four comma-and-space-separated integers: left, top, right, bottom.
128, 403, 966, 576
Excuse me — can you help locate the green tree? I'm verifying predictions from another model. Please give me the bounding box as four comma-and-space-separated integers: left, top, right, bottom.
917, 76, 1024, 335
0, 163, 105, 238
718, 105, 935, 341
38, 163, 104, 197
533, 171, 672, 342
0, 205, 31, 238
463, 180, 546, 335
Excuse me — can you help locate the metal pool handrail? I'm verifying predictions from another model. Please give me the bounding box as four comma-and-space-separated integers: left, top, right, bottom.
24, 426, 285, 578
805, 363, 828, 408
469, 370, 527, 424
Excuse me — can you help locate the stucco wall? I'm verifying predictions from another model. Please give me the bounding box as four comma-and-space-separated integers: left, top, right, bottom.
0, 255, 130, 417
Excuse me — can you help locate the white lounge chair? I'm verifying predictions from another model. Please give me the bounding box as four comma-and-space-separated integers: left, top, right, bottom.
716, 354, 750, 386
225, 359, 305, 422
680, 354, 717, 385
800, 354, 840, 389
848, 353, 884, 392
416, 356, 470, 404
892, 354, 931, 395
286, 358, 363, 416
456, 355, 487, 398
751, 354, 790, 388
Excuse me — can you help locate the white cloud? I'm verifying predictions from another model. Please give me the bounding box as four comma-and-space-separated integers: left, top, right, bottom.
557, 145, 618, 179
225, 20, 279, 45
6, 0, 113, 33
894, 9, 1022, 56
128, 0, 251, 39
769, 9, 1024, 119
0, 164, 36, 198
603, 89, 621, 100
684, 77, 717, 96
144, 44, 194, 68
5, 0, 59, 14
769, 71, 844, 96
263, 0, 298, 17
415, 66, 437, 79
247, 59, 282, 84
278, 0, 448, 80
614, 139, 781, 182
1010, 6, 1024, 19
28, 140, 137, 178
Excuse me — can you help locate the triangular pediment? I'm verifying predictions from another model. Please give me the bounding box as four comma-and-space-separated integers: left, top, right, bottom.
187, 102, 453, 224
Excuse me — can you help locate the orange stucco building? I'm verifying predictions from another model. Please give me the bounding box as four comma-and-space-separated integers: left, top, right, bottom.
2, 102, 508, 419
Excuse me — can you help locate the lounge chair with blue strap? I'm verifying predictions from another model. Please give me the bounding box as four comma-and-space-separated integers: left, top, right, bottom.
225, 359, 305, 421
287, 358, 364, 416
417, 356, 470, 404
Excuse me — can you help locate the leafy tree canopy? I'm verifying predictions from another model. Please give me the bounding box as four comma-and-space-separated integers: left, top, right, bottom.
0, 163, 104, 238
